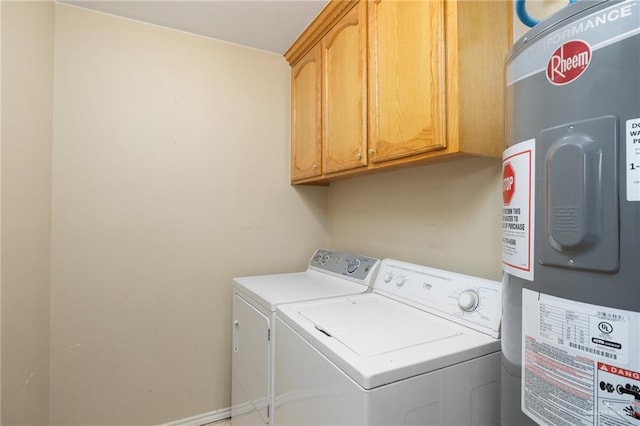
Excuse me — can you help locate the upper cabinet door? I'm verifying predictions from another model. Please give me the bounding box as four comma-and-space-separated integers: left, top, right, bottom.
322, 2, 367, 175
291, 45, 322, 181
368, 0, 446, 164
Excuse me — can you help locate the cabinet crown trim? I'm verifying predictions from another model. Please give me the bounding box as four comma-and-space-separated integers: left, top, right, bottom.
284, 0, 358, 65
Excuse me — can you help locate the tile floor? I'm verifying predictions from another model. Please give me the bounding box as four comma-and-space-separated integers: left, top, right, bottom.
204, 420, 230, 426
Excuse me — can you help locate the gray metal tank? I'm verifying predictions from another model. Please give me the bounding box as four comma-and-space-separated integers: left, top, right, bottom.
502, 1, 640, 424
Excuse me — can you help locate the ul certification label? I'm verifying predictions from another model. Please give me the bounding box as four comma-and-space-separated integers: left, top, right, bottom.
502, 139, 535, 281
627, 118, 640, 201
522, 289, 640, 426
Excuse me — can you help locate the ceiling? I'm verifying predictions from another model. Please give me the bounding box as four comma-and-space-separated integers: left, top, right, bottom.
59, 0, 328, 54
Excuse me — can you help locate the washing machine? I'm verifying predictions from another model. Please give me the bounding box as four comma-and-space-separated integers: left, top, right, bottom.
274, 259, 503, 425
231, 249, 380, 425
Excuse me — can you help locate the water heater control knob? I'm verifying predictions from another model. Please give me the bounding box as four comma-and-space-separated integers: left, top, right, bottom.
458, 290, 479, 312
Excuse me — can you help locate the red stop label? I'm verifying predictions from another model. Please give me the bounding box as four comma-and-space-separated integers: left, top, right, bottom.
503, 163, 515, 205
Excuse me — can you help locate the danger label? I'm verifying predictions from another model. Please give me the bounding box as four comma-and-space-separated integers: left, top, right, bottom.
599, 363, 640, 381
597, 362, 640, 424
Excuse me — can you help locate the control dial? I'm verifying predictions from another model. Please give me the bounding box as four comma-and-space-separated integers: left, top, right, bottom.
395, 275, 407, 287
458, 290, 479, 312
383, 271, 394, 283
346, 259, 361, 274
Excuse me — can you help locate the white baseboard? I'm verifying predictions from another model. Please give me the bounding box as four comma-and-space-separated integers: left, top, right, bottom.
159, 407, 231, 426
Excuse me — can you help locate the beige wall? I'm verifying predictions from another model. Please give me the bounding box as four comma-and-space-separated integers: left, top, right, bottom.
1, 1, 55, 425
1, 2, 3, 421
0, 2, 546, 424
50, 5, 327, 425
0, 2, 2, 421
328, 158, 503, 281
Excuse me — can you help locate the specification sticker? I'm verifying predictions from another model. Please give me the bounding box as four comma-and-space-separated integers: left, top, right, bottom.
522, 290, 640, 426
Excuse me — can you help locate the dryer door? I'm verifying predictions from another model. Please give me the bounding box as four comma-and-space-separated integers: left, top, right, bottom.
232, 293, 270, 424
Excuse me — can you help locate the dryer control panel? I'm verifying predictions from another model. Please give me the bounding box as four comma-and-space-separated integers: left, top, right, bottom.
374, 259, 502, 338
308, 250, 380, 283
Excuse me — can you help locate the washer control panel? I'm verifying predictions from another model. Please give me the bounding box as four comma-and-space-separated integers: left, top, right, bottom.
309, 250, 380, 282
374, 259, 502, 338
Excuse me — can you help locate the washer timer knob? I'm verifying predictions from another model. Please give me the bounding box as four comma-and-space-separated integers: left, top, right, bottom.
383, 271, 394, 283
458, 290, 479, 312
346, 259, 361, 274
395, 275, 406, 287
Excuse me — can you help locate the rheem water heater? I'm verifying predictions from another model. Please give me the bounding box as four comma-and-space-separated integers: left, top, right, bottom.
502, 1, 640, 425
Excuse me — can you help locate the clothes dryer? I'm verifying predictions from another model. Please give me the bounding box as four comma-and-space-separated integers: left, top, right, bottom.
231, 249, 379, 425
274, 259, 502, 425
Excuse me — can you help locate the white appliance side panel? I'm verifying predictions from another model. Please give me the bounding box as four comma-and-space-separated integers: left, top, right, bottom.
275, 316, 501, 426
274, 316, 367, 426
368, 352, 501, 426
232, 293, 271, 425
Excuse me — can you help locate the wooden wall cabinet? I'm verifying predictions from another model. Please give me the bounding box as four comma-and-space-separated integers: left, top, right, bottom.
322, 1, 367, 175
368, 0, 446, 165
285, 0, 512, 185
291, 45, 322, 181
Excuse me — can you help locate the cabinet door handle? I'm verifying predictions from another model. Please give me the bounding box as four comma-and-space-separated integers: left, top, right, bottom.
233, 320, 239, 352
356, 153, 362, 161
369, 149, 375, 156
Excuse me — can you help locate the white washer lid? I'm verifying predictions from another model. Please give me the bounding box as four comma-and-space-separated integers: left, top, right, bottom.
234, 270, 368, 312
277, 293, 501, 390
300, 297, 460, 357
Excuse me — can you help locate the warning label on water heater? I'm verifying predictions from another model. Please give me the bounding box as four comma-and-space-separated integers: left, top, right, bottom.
502, 139, 535, 281
522, 289, 640, 426
626, 118, 640, 201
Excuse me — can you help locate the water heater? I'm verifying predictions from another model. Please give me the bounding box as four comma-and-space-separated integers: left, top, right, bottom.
502, 1, 640, 425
